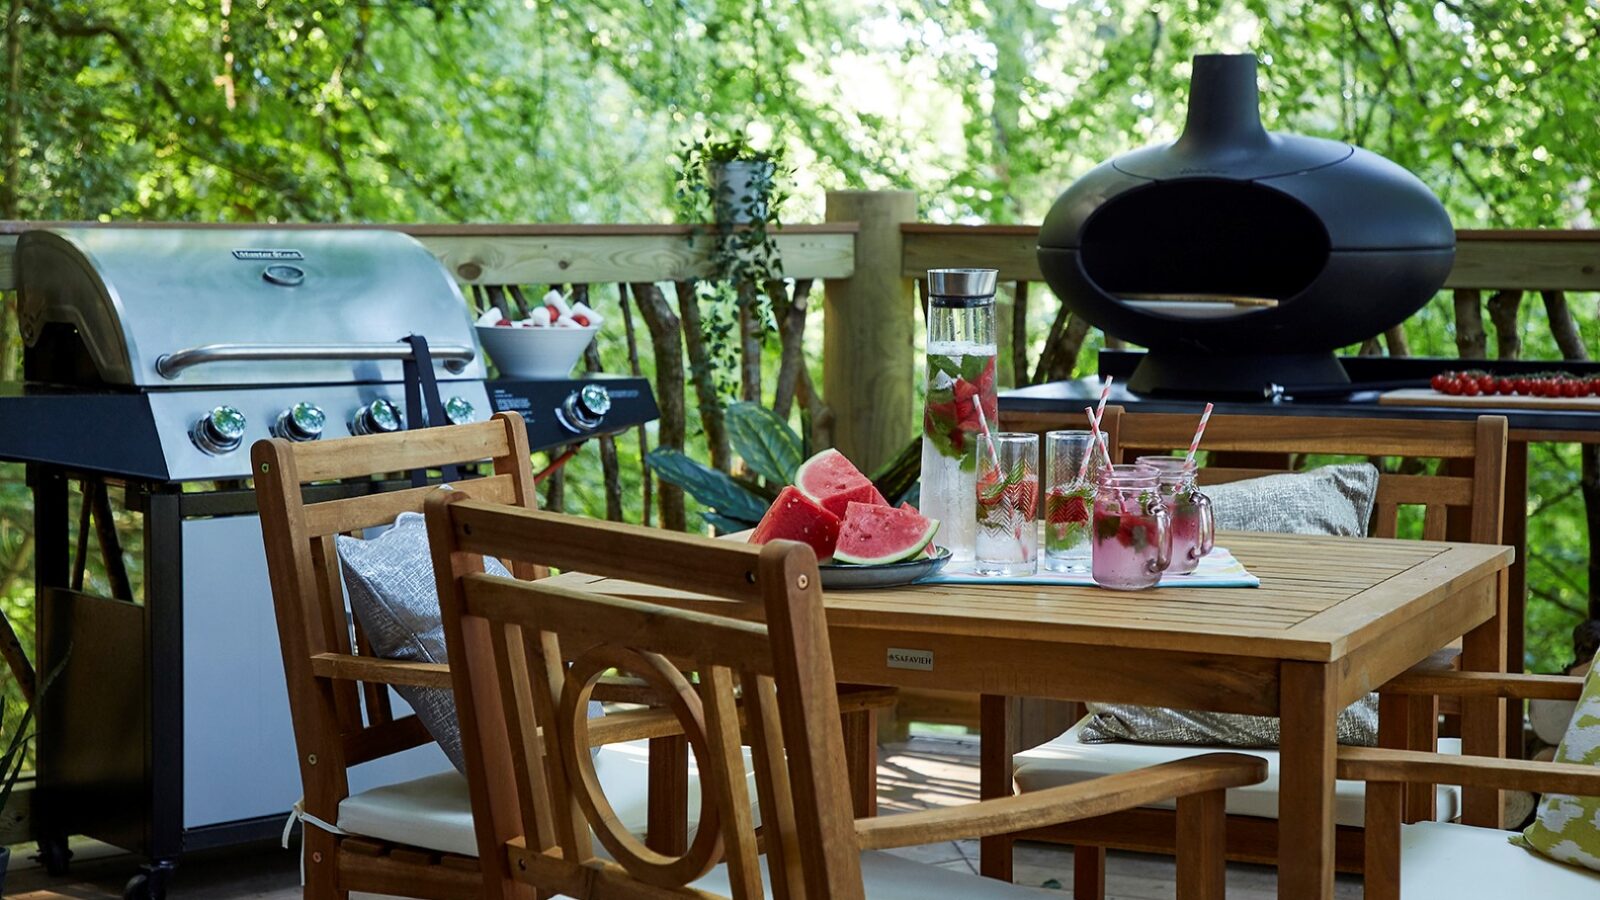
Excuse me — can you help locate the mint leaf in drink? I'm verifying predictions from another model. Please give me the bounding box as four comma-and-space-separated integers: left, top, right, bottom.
1094, 512, 1120, 543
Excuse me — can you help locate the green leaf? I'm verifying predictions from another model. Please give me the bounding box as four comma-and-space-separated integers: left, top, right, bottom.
701, 512, 755, 534
646, 448, 769, 523
927, 354, 962, 381
725, 401, 803, 485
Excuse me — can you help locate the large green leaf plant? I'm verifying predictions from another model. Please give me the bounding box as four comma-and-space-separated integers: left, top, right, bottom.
648, 402, 920, 532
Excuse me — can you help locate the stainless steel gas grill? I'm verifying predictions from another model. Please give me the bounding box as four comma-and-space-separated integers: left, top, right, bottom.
0, 226, 656, 897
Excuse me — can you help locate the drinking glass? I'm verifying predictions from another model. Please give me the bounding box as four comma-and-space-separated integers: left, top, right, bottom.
1091, 465, 1171, 590
975, 432, 1039, 576
1135, 456, 1215, 575
1043, 431, 1099, 573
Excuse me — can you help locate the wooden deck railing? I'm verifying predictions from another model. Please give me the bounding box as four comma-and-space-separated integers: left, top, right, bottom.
0, 208, 1597, 669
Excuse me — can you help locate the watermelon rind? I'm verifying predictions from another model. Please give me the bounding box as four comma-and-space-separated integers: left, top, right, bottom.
833, 515, 941, 565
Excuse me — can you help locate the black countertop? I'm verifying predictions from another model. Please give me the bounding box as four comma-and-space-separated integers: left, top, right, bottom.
999, 351, 1600, 436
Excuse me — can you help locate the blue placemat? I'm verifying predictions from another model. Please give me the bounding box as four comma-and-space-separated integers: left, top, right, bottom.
919, 546, 1260, 588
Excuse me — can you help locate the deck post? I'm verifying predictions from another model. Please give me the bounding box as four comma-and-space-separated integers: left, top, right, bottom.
823, 190, 918, 474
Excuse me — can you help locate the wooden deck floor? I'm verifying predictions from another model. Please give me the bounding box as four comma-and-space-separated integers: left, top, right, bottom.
5, 734, 1361, 898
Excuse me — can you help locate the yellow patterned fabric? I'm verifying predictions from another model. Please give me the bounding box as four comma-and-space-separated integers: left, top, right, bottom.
1515, 663, 1600, 872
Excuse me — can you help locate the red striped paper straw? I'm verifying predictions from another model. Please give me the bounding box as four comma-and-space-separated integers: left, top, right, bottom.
1084, 405, 1113, 474
1183, 403, 1215, 468
1093, 376, 1114, 424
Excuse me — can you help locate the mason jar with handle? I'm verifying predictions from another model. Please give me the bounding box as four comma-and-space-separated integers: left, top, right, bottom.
1135, 456, 1215, 575
919, 268, 998, 563
1091, 465, 1172, 590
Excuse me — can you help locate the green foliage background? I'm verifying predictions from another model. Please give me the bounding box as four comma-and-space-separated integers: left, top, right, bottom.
0, 0, 1597, 754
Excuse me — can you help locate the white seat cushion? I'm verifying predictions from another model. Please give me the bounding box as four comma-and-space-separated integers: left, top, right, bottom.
1399, 821, 1600, 899
1014, 718, 1461, 827
337, 739, 755, 857
692, 848, 1053, 897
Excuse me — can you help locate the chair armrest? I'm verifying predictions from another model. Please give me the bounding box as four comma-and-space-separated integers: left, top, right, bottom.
311, 652, 452, 689
310, 652, 656, 704
1338, 747, 1600, 796
853, 753, 1266, 850
1380, 670, 1584, 702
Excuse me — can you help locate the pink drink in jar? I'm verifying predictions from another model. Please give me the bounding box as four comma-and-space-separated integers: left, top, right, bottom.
1135, 456, 1215, 575
1091, 465, 1171, 590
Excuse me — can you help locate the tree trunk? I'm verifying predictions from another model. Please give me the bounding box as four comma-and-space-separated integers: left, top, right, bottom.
1011, 281, 1030, 387
676, 281, 730, 472
3, 0, 21, 219
583, 341, 624, 522
1033, 311, 1093, 384
737, 281, 763, 404
618, 283, 652, 527
543, 458, 566, 513
1359, 337, 1384, 356
769, 278, 812, 421
631, 282, 687, 531
1383, 325, 1410, 357
1452, 289, 1487, 358
1487, 289, 1523, 360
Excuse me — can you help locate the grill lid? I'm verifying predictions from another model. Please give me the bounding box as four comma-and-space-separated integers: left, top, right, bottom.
18, 227, 484, 387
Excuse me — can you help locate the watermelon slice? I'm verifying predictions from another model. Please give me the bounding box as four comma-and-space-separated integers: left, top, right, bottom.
749, 486, 842, 560
833, 501, 940, 565
899, 502, 936, 555
795, 448, 888, 518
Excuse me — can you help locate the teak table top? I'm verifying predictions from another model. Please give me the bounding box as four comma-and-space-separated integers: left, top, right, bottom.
551, 530, 1513, 664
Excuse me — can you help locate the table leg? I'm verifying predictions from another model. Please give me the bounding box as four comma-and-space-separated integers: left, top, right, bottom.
1278, 661, 1337, 900
841, 708, 878, 817
979, 694, 1016, 882
1503, 440, 1528, 759
1461, 571, 1509, 828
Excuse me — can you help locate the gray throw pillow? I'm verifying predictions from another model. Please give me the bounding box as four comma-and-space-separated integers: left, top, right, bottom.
1078, 695, 1380, 747
337, 512, 601, 773
1079, 463, 1383, 748
1206, 462, 1380, 537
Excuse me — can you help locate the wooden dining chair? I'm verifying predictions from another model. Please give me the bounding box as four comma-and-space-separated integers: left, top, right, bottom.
424, 492, 1268, 899
254, 412, 546, 899
254, 413, 889, 899
1339, 667, 1600, 900
995, 408, 1509, 893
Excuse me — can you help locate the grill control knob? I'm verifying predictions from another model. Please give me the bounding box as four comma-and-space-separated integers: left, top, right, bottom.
192, 406, 247, 455
350, 399, 402, 436
557, 384, 612, 433
273, 402, 326, 442
443, 396, 476, 426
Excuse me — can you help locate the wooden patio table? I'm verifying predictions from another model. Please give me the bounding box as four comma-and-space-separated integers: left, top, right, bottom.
548, 529, 1512, 900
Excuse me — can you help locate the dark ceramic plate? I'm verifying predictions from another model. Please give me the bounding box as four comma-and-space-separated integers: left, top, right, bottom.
819, 546, 952, 590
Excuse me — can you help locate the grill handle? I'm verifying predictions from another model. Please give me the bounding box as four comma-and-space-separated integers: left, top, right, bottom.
154, 342, 476, 379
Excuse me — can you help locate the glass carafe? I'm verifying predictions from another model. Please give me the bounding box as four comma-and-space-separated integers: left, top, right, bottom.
1135, 456, 1215, 575
920, 268, 998, 563
1091, 465, 1171, 590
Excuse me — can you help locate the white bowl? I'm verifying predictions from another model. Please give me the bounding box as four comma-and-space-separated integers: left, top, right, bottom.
476, 324, 599, 378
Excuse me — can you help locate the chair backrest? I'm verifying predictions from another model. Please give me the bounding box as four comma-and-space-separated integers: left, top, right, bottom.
425, 494, 863, 900
252, 412, 540, 819
1108, 409, 1508, 544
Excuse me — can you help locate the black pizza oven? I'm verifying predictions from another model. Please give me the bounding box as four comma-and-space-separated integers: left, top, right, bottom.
1037, 53, 1455, 396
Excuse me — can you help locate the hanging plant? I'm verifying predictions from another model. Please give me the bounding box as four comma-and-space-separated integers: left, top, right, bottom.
673, 131, 789, 404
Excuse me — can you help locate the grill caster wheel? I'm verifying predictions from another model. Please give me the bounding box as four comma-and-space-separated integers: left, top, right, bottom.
122, 861, 175, 900
36, 837, 72, 876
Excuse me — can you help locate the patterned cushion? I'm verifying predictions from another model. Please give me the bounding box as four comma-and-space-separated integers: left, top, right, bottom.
337, 511, 601, 774
1515, 663, 1600, 872
1206, 462, 1380, 537
1080, 463, 1382, 748
1078, 695, 1380, 748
